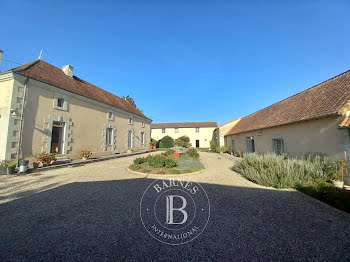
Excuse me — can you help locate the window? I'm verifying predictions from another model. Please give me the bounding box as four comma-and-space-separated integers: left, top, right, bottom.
246, 137, 255, 153
272, 139, 284, 155
231, 140, 235, 152
129, 118, 133, 125
108, 111, 114, 120
142, 122, 145, 128
195, 127, 200, 133
141, 131, 145, 145
54, 93, 68, 111
106, 128, 113, 146
175, 128, 179, 133
57, 98, 64, 108
162, 128, 166, 133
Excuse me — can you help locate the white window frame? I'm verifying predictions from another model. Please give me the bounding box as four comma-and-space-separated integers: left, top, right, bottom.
129, 117, 133, 125
272, 138, 284, 155
246, 137, 255, 153
195, 127, 200, 133
53, 93, 68, 111
141, 131, 145, 145
142, 122, 145, 128
175, 128, 179, 133
162, 128, 166, 133
107, 111, 114, 121
106, 128, 113, 146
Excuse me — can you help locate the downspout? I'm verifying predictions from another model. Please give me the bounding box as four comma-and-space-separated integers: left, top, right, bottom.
16, 77, 29, 167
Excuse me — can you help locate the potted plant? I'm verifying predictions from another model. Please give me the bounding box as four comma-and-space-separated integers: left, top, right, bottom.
36, 153, 56, 167
3, 161, 16, 175
150, 139, 157, 150
19, 159, 29, 173
329, 160, 346, 189
79, 150, 92, 160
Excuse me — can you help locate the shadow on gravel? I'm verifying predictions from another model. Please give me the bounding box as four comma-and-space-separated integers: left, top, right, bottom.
1, 178, 350, 261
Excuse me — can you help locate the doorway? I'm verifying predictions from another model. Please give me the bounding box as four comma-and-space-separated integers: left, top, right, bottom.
51, 122, 64, 154
196, 139, 200, 148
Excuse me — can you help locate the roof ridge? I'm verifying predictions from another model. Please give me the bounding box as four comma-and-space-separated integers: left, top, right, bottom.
238, 69, 350, 120
12, 59, 41, 72
12, 59, 150, 119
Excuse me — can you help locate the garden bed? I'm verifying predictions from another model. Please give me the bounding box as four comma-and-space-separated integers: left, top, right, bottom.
129, 149, 204, 174
232, 153, 350, 214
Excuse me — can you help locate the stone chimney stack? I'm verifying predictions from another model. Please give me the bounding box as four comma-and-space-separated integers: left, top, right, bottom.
0, 50, 3, 72
61, 65, 74, 78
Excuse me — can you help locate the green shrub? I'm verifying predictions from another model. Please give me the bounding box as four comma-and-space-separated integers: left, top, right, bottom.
174, 136, 192, 148
164, 156, 177, 168
164, 149, 175, 156
177, 157, 204, 172
148, 154, 166, 168
170, 169, 181, 174
130, 163, 141, 171
2, 161, 16, 167
141, 169, 150, 173
232, 153, 333, 189
182, 169, 193, 173
187, 148, 199, 158
220, 146, 228, 153
133, 157, 147, 164
296, 180, 350, 213
158, 136, 174, 148
150, 138, 157, 147
210, 140, 217, 152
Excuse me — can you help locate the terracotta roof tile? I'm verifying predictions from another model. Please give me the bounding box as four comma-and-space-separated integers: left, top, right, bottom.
339, 117, 350, 128
11, 60, 149, 119
227, 70, 350, 136
151, 122, 218, 129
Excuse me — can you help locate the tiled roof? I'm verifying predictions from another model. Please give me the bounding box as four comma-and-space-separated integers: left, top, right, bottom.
226, 70, 350, 136
151, 122, 218, 129
10, 60, 149, 119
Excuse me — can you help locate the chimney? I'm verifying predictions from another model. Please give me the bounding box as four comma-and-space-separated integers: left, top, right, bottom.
0, 50, 3, 71
61, 65, 74, 78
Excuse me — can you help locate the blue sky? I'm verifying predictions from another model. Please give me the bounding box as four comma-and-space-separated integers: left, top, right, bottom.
2, 0, 350, 125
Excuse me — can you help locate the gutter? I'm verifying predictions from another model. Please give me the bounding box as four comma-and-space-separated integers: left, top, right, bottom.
224, 113, 341, 137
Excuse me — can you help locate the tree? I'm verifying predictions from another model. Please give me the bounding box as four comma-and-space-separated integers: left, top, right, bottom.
123, 95, 137, 108
174, 136, 192, 148
158, 136, 174, 148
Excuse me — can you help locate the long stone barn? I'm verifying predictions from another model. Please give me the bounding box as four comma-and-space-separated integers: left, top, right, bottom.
225, 70, 350, 160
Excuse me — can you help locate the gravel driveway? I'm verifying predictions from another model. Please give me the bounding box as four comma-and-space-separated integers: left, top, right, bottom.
1, 152, 350, 261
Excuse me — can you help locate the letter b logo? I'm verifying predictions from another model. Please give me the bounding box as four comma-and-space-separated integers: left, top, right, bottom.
165, 195, 188, 225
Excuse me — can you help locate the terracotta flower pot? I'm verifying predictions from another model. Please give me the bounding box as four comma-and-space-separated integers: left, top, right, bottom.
173, 152, 180, 158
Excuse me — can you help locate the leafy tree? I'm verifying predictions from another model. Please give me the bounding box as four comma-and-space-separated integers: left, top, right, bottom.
123, 95, 137, 108
159, 136, 174, 148
174, 136, 192, 148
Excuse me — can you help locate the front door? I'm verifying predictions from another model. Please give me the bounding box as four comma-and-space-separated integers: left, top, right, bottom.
51, 123, 64, 154
196, 139, 200, 148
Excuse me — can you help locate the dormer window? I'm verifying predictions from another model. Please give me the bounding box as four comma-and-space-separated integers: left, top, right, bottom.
129, 117, 133, 125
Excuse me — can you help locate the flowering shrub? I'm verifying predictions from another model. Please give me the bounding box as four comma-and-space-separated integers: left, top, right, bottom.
79, 150, 92, 159
147, 154, 177, 168
37, 153, 56, 165
186, 148, 199, 158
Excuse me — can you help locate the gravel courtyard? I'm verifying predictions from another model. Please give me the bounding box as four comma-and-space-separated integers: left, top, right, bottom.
1, 152, 350, 261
